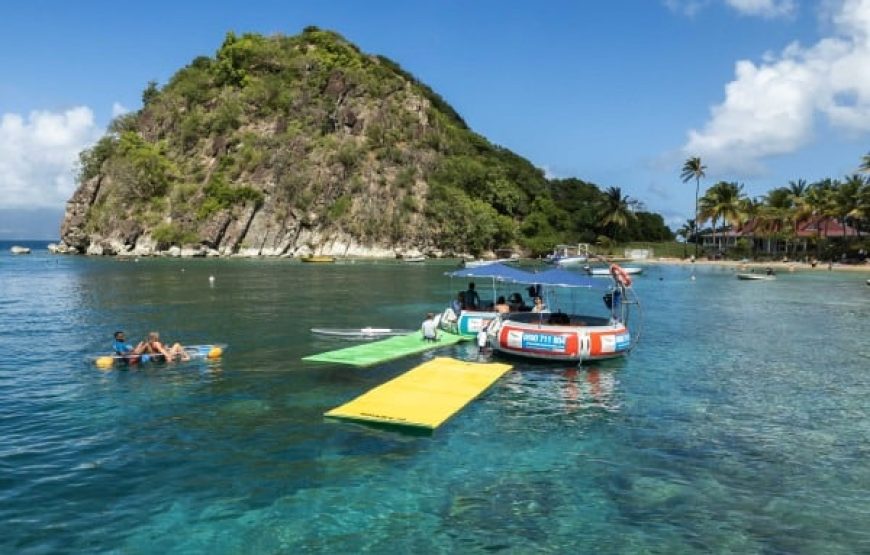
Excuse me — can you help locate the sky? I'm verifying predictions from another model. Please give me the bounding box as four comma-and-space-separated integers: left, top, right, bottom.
1, 0, 869, 239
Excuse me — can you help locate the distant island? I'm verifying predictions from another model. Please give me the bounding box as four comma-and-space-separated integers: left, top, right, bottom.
58, 27, 672, 258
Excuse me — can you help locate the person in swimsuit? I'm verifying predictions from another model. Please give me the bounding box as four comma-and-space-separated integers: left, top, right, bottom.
142, 331, 190, 361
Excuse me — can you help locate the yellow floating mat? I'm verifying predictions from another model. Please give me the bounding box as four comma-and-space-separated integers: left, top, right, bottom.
325, 357, 513, 430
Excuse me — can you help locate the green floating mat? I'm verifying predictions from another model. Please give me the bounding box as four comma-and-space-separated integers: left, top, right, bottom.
303, 332, 466, 367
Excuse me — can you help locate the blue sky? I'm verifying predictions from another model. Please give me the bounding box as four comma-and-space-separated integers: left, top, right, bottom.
2, 0, 869, 238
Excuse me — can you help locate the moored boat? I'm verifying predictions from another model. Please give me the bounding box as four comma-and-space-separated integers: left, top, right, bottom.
736, 273, 775, 281
547, 243, 590, 266
402, 255, 427, 263
300, 255, 336, 263
584, 265, 643, 277
440, 263, 640, 363
10, 245, 31, 254
310, 327, 413, 337
462, 258, 512, 268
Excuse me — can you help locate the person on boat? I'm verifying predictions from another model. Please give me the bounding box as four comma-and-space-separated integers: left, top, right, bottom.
141, 331, 190, 362
507, 292, 526, 312
494, 296, 510, 314
452, 292, 464, 314
421, 313, 439, 342
531, 296, 547, 313
464, 283, 481, 310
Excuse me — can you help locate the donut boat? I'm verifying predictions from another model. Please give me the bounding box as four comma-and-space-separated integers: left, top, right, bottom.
441, 263, 640, 363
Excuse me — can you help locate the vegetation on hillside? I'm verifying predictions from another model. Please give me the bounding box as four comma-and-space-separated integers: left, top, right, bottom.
74, 28, 672, 255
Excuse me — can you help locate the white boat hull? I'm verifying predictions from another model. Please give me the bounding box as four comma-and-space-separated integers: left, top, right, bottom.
490, 318, 630, 362
736, 273, 775, 281
463, 258, 513, 268
587, 266, 642, 276
554, 256, 588, 266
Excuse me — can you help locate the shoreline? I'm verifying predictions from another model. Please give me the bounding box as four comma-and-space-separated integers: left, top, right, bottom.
642, 257, 870, 274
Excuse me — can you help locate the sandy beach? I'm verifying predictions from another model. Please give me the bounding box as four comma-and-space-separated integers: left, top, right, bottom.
646, 257, 870, 273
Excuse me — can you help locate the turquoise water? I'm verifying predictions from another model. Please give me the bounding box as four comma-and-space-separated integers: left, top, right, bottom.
2, 242, 869, 553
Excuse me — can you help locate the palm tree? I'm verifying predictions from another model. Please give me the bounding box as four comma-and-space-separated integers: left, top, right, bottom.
837, 175, 865, 242
680, 156, 706, 257
676, 219, 695, 258
711, 181, 745, 255
737, 197, 762, 257
699, 189, 717, 254
761, 188, 796, 256
788, 179, 807, 199
794, 183, 828, 257
860, 152, 870, 173
599, 186, 637, 240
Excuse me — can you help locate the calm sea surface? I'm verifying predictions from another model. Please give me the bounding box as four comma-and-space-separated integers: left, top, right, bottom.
1, 241, 868, 554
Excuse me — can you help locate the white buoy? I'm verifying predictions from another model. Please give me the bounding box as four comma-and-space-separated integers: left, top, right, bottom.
691, 275, 696, 281
209, 275, 215, 285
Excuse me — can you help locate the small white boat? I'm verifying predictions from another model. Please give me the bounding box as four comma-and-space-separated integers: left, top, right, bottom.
463, 258, 512, 268
311, 327, 413, 337
736, 273, 775, 281
10, 246, 31, 254
547, 243, 590, 266
402, 255, 427, 263
585, 266, 643, 277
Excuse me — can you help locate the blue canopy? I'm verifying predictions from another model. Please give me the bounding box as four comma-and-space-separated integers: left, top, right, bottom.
513, 268, 611, 289
445, 263, 533, 282
447, 264, 610, 289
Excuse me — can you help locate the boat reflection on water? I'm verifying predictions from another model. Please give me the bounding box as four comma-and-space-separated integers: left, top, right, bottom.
561, 367, 619, 414
497, 365, 620, 416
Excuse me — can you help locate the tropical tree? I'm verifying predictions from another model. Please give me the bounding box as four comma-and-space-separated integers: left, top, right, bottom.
761, 187, 797, 256
860, 152, 870, 173
680, 156, 706, 257
598, 186, 637, 240
699, 181, 746, 255
788, 179, 807, 199
837, 174, 866, 241
698, 189, 717, 253
738, 197, 763, 256
676, 219, 695, 258
712, 181, 745, 254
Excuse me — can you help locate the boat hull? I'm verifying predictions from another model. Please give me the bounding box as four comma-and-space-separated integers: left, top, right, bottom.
300, 255, 335, 263
587, 266, 642, 276
492, 320, 630, 362
439, 309, 499, 337
554, 256, 588, 266
736, 273, 775, 280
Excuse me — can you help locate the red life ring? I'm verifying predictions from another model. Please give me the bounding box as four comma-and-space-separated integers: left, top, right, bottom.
610, 264, 632, 287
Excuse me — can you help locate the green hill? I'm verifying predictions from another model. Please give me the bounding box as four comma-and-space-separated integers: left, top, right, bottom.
60, 27, 672, 257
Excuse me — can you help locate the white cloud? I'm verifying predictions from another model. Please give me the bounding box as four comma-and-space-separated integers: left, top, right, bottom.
0, 106, 102, 209
111, 102, 130, 118
725, 0, 795, 18
665, 0, 712, 17
664, 0, 793, 17
683, 0, 870, 175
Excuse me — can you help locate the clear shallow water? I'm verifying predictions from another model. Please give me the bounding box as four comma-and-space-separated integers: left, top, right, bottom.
1, 243, 869, 554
